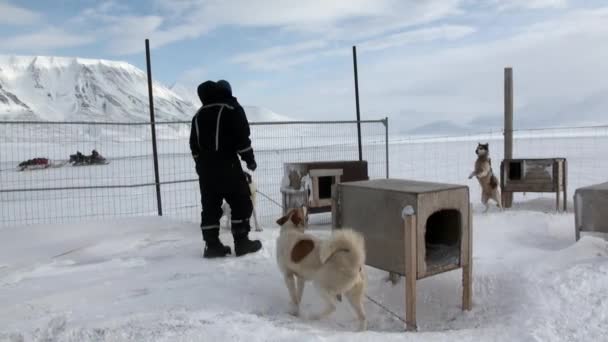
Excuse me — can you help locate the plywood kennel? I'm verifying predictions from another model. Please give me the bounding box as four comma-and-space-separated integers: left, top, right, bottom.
280, 161, 368, 215
332, 179, 472, 331
500, 158, 567, 211
574, 182, 608, 241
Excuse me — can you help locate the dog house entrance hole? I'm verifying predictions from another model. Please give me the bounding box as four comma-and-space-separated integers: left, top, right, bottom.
425, 209, 461, 271
318, 176, 334, 199
508, 161, 523, 180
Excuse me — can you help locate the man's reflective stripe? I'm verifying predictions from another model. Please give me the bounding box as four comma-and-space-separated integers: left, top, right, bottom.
237, 146, 252, 154
201, 224, 220, 230
215, 106, 225, 151
193, 103, 234, 150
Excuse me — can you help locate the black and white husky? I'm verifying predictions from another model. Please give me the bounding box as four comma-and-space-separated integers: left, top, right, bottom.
468, 143, 502, 212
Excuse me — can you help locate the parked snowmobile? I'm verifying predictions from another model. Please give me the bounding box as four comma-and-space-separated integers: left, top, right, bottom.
69, 150, 109, 166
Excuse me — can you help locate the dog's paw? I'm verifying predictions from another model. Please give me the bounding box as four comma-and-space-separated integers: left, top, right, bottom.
288, 304, 300, 317
307, 314, 321, 321
358, 320, 368, 332
385, 272, 400, 285
254, 227, 263, 232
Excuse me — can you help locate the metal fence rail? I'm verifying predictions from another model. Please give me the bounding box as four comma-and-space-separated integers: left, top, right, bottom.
0, 119, 389, 227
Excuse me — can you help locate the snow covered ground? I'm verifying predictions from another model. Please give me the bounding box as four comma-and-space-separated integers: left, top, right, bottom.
1, 125, 607, 341
0, 208, 607, 341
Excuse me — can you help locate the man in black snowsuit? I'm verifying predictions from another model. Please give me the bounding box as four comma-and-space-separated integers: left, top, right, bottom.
190, 80, 261, 258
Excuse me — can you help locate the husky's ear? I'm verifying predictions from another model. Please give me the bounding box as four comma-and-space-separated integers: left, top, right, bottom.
276, 209, 294, 226
291, 239, 314, 263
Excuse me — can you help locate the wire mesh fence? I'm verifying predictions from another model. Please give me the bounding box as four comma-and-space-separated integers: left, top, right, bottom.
2, 120, 606, 227
0, 120, 388, 227
389, 125, 608, 211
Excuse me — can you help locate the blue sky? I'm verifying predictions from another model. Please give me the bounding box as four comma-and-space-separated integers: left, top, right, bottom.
2, 0, 608, 131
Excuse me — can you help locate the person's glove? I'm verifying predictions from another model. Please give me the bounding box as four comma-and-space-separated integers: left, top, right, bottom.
246, 160, 257, 172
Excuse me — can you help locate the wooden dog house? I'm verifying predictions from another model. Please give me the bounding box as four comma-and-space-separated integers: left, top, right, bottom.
332, 179, 472, 331
500, 158, 567, 211
574, 182, 608, 241
280, 161, 368, 215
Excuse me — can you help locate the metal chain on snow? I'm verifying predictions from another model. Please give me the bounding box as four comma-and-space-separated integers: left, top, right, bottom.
255, 189, 284, 209
365, 294, 407, 325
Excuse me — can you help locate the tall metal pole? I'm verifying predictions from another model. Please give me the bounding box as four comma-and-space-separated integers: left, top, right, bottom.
384, 117, 389, 179
503, 67, 514, 208
353, 46, 363, 161
145, 39, 163, 216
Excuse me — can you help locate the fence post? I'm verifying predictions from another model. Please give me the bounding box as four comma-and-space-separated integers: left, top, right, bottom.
352, 46, 363, 161
145, 39, 163, 216
383, 117, 389, 178
503, 67, 514, 208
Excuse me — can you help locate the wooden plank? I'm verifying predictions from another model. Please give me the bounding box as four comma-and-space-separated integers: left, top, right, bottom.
338, 185, 413, 274
563, 160, 568, 212
419, 264, 461, 278
503, 184, 556, 192
503, 67, 514, 208
462, 206, 473, 311
554, 162, 560, 212
404, 214, 418, 331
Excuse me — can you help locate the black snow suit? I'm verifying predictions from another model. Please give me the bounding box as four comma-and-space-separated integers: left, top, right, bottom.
189, 81, 256, 240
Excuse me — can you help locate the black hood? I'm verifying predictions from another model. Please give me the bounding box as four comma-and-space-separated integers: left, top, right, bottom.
197, 80, 233, 105
197, 81, 219, 105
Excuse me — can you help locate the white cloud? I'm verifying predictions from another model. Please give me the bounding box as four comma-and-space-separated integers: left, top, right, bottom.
91, 0, 465, 55
492, 0, 568, 11
3, 27, 94, 50
175, 66, 207, 87
231, 40, 328, 71
0, 2, 40, 25
238, 7, 608, 130
102, 16, 166, 55
230, 24, 477, 71
359, 25, 476, 52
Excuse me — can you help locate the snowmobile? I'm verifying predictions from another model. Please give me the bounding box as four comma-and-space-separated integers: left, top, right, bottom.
69, 150, 110, 166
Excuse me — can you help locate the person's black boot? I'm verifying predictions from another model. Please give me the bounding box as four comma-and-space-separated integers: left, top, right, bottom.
203, 242, 232, 258
233, 233, 262, 257
202, 228, 231, 258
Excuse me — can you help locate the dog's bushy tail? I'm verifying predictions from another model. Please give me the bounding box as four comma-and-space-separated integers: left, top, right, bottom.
319, 229, 366, 267
490, 174, 499, 189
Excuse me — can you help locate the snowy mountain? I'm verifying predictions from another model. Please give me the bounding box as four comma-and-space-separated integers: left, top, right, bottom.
0, 55, 196, 122
0, 55, 291, 125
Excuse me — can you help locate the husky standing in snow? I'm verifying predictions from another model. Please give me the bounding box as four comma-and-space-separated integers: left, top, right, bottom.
469, 143, 502, 212
275, 207, 368, 331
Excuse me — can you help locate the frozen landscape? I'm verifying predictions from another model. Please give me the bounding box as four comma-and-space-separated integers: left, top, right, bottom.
1, 210, 607, 341
1, 56, 607, 341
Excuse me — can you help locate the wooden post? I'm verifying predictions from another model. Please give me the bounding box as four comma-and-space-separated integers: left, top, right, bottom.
503, 67, 514, 208
555, 161, 561, 212
462, 206, 473, 311
404, 214, 417, 331
563, 160, 568, 212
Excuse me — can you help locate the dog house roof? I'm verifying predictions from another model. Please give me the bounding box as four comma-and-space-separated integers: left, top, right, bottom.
576, 182, 608, 192
340, 178, 466, 194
